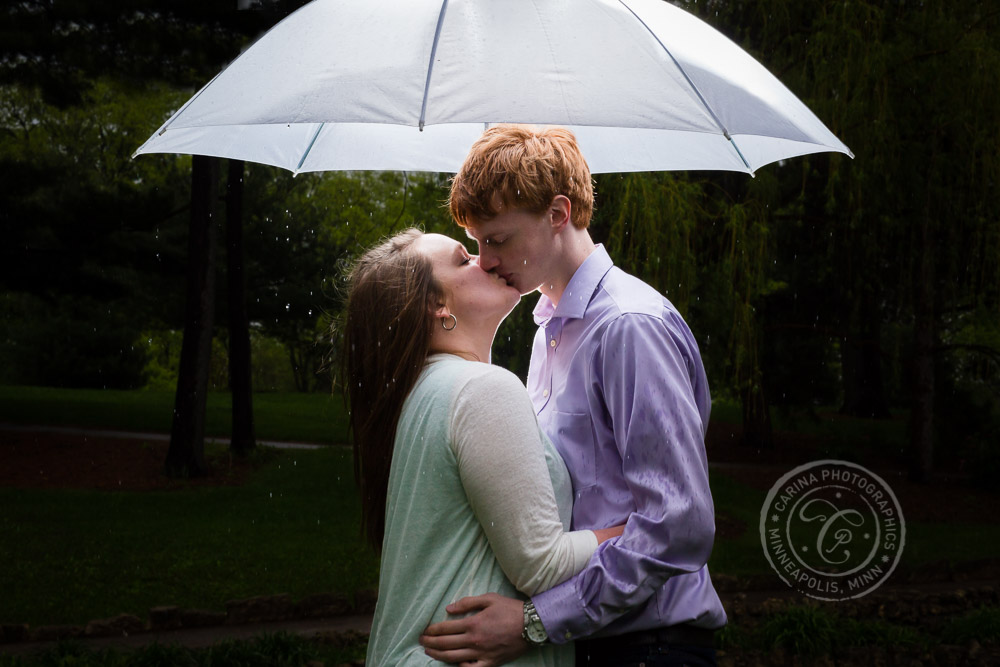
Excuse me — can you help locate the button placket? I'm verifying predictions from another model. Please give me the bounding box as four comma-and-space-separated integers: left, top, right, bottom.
540, 321, 561, 406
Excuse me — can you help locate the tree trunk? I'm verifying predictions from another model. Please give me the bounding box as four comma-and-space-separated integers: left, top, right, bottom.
841, 289, 891, 418
909, 214, 935, 483
741, 379, 774, 449
289, 342, 308, 393
166, 155, 219, 478
226, 159, 255, 457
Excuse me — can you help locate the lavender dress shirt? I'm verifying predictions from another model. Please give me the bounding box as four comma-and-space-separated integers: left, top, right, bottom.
528, 245, 727, 643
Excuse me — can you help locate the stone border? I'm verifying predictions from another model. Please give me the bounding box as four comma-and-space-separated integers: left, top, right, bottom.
0, 589, 378, 645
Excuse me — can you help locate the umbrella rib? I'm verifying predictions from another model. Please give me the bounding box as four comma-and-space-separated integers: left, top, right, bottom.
296, 123, 325, 174
419, 0, 451, 131
617, 0, 753, 173
146, 71, 223, 141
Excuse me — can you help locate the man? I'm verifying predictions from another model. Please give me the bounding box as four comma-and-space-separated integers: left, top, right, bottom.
420, 125, 726, 667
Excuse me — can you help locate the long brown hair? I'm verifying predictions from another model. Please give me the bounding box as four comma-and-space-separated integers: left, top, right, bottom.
341, 229, 441, 551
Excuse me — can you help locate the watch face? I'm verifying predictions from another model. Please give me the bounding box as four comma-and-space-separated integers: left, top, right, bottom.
527, 622, 547, 643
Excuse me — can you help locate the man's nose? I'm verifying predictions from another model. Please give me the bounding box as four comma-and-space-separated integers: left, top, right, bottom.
477, 249, 499, 271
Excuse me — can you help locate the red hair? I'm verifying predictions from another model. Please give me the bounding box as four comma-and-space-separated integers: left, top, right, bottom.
450, 125, 594, 229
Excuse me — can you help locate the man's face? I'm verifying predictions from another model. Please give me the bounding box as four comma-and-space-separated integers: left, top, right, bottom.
465, 205, 556, 297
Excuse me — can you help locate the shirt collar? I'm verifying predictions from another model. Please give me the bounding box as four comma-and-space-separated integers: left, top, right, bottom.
532, 245, 613, 325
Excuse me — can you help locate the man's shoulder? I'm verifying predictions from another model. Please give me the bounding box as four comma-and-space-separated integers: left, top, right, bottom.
594, 266, 668, 319
587, 268, 699, 353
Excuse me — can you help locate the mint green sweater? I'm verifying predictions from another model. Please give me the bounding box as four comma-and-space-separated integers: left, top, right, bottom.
366, 355, 594, 666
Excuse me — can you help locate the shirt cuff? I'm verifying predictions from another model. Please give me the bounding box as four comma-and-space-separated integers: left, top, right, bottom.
531, 552, 595, 645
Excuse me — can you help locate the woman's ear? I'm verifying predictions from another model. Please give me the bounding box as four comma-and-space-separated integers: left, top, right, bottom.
432, 303, 450, 320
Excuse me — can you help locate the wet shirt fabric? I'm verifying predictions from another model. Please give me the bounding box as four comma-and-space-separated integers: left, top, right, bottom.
527, 245, 728, 643
366, 354, 596, 666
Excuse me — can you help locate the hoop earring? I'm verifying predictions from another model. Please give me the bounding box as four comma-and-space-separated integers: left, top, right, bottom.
441, 314, 458, 331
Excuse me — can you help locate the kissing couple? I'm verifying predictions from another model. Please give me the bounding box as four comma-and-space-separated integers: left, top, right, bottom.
342, 125, 726, 667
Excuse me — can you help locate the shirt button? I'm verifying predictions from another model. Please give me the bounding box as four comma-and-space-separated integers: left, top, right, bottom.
564, 631, 573, 640
549, 339, 557, 348
542, 389, 549, 398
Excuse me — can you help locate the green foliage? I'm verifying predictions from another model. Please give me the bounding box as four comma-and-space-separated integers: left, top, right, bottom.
0, 293, 149, 389
239, 167, 456, 391
2, 0, 999, 474
121, 642, 198, 667
139, 330, 228, 393
594, 172, 702, 315
0, 80, 192, 390
200, 633, 314, 667
139, 329, 299, 393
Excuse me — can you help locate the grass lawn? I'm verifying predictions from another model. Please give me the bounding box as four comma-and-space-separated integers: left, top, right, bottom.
1, 386, 997, 628
0, 632, 369, 666
0, 386, 350, 445
3, 452, 994, 627
0, 446, 377, 626
708, 469, 1000, 579
707, 471, 773, 577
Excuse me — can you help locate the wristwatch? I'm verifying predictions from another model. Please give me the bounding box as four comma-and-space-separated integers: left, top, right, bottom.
522, 601, 548, 646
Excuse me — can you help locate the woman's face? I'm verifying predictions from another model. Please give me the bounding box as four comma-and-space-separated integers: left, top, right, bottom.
416, 233, 521, 328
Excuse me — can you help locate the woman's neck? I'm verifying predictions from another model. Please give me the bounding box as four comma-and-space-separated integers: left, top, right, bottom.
429, 327, 492, 365
432, 349, 482, 363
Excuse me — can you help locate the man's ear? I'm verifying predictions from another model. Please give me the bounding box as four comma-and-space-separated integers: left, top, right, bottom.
549, 195, 572, 232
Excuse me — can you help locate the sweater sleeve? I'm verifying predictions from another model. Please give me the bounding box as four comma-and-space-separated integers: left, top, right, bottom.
450, 366, 597, 596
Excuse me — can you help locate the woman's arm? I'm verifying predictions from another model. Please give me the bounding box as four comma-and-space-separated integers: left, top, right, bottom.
450, 367, 600, 597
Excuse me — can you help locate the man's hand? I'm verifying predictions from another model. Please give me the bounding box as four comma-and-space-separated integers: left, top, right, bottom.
420, 593, 528, 666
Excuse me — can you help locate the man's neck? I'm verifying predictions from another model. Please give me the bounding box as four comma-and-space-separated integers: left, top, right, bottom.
538, 230, 596, 306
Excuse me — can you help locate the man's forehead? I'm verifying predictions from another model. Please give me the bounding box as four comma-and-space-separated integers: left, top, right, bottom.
464, 220, 499, 241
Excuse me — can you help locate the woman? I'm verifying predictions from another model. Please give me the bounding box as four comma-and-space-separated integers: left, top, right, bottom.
342, 229, 620, 666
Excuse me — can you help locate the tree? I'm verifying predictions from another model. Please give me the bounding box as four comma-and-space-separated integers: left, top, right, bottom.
226, 159, 256, 456
683, 0, 1000, 477
166, 155, 219, 478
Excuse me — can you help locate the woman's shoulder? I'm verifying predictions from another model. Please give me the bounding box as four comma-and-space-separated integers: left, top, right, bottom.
464, 361, 526, 399
422, 356, 529, 412
428, 354, 523, 388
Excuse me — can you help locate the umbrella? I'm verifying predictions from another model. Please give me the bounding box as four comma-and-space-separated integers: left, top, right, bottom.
133, 0, 852, 175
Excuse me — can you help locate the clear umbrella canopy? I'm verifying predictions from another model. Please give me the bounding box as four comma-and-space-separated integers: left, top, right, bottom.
134, 0, 852, 175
